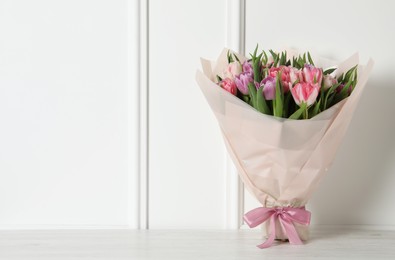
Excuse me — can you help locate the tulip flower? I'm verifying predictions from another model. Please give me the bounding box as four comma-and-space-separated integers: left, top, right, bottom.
289, 67, 303, 85
235, 72, 253, 95
268, 66, 302, 93
335, 83, 353, 95
224, 62, 242, 80
291, 82, 319, 107
242, 61, 253, 74
323, 74, 338, 90
219, 78, 237, 95
255, 76, 276, 100
303, 64, 323, 86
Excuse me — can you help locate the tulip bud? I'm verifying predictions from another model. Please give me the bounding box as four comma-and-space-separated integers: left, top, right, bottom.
235, 72, 253, 95
323, 74, 338, 90
291, 82, 319, 106
219, 78, 237, 95
224, 62, 242, 80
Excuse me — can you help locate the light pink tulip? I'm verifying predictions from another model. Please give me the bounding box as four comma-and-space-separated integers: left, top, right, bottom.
224, 62, 242, 80
219, 78, 237, 95
291, 82, 319, 106
322, 74, 338, 90
289, 67, 303, 85
303, 65, 323, 86
282, 67, 304, 93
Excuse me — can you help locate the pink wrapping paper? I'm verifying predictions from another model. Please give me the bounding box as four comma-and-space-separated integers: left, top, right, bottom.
196, 49, 374, 240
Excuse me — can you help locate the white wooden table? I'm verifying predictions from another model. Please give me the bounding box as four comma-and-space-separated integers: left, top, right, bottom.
0, 227, 394, 259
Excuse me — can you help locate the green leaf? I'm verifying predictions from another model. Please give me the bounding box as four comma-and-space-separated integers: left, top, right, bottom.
310, 100, 321, 118
344, 65, 358, 82
297, 57, 304, 68
262, 50, 268, 65
247, 82, 257, 107
280, 52, 286, 65
233, 53, 240, 63
216, 75, 223, 83
252, 44, 258, 57
330, 80, 352, 105
241, 95, 250, 103
252, 56, 262, 82
274, 55, 280, 67
274, 73, 283, 117
307, 52, 315, 66
323, 68, 336, 75
262, 67, 268, 78
338, 79, 353, 98
283, 92, 292, 117
289, 103, 307, 120
227, 50, 234, 63
323, 82, 341, 110
256, 85, 270, 114
337, 73, 344, 83
269, 50, 278, 61
327, 95, 335, 108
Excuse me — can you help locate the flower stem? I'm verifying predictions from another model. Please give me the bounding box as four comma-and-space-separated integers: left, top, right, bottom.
304, 106, 309, 119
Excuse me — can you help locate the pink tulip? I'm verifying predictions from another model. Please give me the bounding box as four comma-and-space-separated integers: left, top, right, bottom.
268, 66, 283, 78
268, 66, 301, 93
224, 62, 242, 80
303, 64, 323, 86
289, 67, 304, 85
268, 66, 287, 92
291, 82, 319, 106
219, 78, 237, 95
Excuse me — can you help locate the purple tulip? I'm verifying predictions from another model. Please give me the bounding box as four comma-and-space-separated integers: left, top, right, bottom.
262, 76, 276, 100
235, 72, 253, 95
254, 76, 276, 100
242, 61, 253, 74
335, 83, 353, 95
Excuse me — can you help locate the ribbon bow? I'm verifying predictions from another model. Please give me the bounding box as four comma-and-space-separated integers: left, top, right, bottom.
243, 206, 311, 249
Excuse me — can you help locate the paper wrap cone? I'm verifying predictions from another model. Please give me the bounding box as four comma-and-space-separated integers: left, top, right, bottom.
196, 49, 373, 241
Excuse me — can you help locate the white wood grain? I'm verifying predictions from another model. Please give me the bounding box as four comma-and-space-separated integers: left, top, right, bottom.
0, 227, 394, 259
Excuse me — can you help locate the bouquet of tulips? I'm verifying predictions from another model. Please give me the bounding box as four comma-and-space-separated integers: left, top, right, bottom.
196, 46, 373, 248
217, 46, 358, 120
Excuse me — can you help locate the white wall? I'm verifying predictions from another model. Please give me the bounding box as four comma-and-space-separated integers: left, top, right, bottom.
0, 0, 394, 229
148, 0, 228, 228
0, 0, 130, 227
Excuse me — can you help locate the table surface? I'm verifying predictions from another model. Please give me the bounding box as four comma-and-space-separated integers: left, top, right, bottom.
0, 226, 394, 260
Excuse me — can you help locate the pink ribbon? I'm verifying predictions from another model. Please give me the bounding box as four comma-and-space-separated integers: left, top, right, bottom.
243, 206, 311, 249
